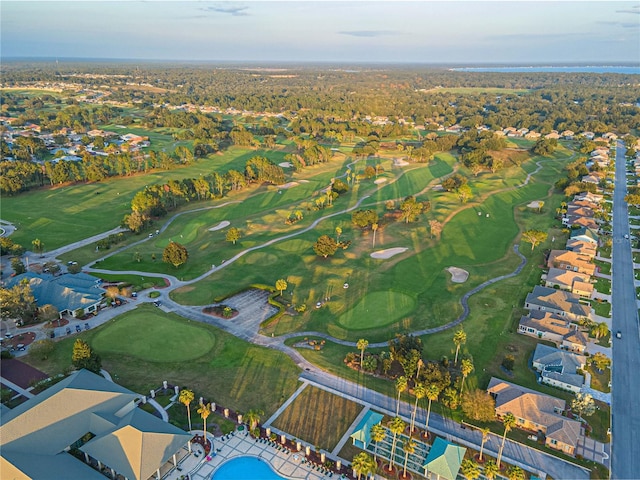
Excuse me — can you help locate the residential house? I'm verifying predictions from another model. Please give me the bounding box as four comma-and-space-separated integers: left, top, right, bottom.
580, 131, 595, 140
564, 239, 597, 259
545, 131, 561, 140
574, 192, 603, 204
7, 272, 104, 318
569, 227, 599, 246
561, 130, 575, 139
532, 344, 586, 393
571, 280, 594, 298
518, 310, 588, 353
487, 378, 582, 455
524, 285, 591, 322
581, 174, 601, 185
0, 369, 192, 480
525, 131, 541, 140
422, 438, 466, 480
567, 217, 599, 230
544, 268, 592, 296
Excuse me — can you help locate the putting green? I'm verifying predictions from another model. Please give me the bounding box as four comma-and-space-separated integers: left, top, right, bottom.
92, 310, 215, 362
337, 291, 416, 330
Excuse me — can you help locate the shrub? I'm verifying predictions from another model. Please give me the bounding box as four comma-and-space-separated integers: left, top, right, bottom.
502, 355, 515, 371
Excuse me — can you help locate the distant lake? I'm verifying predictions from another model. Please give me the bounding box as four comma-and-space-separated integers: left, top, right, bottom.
451, 66, 640, 74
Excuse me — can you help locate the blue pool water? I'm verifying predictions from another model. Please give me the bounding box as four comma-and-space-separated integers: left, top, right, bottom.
212, 456, 286, 480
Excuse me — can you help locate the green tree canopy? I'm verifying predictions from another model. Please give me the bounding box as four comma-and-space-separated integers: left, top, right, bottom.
226, 227, 242, 245
521, 229, 548, 251
313, 234, 338, 258
162, 241, 189, 268
72, 338, 102, 374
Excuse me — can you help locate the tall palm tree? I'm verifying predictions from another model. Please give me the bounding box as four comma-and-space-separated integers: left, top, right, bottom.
483, 459, 499, 480
460, 459, 481, 480
395, 376, 408, 416
372, 223, 378, 248
459, 358, 474, 396
197, 402, 211, 446
479, 427, 491, 462
357, 339, 369, 368
410, 383, 426, 434
424, 383, 440, 435
388, 417, 406, 471
401, 437, 416, 478
32, 238, 44, 256
178, 388, 195, 431
453, 328, 467, 364
497, 412, 516, 469
245, 409, 264, 431
352, 452, 373, 480
370, 423, 386, 464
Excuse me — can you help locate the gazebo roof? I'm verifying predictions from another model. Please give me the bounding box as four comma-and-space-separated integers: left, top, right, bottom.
423, 437, 466, 480
350, 410, 384, 448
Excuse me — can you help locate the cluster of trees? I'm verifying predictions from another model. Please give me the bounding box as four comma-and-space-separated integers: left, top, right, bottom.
0, 280, 36, 326
456, 130, 508, 174
122, 156, 284, 233
441, 173, 473, 203
72, 338, 102, 374
531, 138, 558, 156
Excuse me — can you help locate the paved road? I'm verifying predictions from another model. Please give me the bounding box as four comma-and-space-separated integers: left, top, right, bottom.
610, 140, 640, 479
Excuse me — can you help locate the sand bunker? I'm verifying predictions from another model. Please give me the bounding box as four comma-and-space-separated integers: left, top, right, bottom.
279, 182, 299, 189
278, 162, 293, 168
370, 247, 408, 259
527, 200, 543, 209
446, 267, 469, 283
394, 158, 410, 167
374, 178, 387, 184
209, 221, 230, 231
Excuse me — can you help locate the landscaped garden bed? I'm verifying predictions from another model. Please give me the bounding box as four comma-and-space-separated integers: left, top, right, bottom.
202, 304, 239, 319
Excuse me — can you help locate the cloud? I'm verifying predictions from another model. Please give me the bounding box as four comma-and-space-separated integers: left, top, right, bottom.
597, 20, 640, 29
338, 30, 399, 38
616, 5, 640, 14
484, 32, 586, 41
200, 4, 249, 16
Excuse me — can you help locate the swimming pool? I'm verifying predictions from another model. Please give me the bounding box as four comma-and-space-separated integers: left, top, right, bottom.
212, 456, 286, 480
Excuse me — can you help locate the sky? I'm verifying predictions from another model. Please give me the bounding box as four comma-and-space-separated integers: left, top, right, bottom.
1, 1, 639, 64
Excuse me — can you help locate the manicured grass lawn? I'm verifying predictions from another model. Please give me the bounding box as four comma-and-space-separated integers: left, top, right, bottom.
336, 291, 416, 329
586, 365, 611, 394
590, 300, 611, 318
22, 304, 300, 417
594, 278, 611, 295
271, 385, 364, 451
88, 272, 168, 290
594, 260, 611, 275
92, 311, 214, 362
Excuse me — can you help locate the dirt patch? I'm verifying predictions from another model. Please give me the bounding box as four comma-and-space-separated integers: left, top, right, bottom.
370, 247, 408, 259
279, 182, 299, 189
209, 220, 230, 231
446, 266, 469, 283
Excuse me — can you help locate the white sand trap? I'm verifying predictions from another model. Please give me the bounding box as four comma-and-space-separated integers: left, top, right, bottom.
279, 182, 299, 189
279, 162, 293, 168
370, 247, 408, 259
299, 180, 309, 183
527, 200, 543, 209
209, 220, 230, 231
394, 158, 410, 166
446, 266, 469, 283
374, 178, 387, 184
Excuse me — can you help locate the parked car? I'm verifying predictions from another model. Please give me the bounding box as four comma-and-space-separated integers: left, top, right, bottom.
616, 330, 622, 339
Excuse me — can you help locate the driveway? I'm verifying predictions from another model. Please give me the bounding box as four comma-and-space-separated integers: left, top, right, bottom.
576, 436, 609, 466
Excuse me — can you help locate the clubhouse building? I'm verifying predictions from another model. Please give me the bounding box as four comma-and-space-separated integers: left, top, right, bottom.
0, 369, 192, 480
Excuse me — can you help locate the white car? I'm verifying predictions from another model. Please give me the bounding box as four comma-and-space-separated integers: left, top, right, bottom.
625, 234, 629, 239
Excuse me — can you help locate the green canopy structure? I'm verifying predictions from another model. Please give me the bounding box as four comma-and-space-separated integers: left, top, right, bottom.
422, 437, 466, 480
350, 410, 384, 450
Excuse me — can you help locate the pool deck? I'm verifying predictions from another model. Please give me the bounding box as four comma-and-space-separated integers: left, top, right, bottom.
165, 430, 332, 480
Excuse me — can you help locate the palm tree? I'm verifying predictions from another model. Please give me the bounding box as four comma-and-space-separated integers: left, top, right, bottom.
424, 383, 440, 435
401, 437, 416, 478
479, 427, 491, 462
32, 238, 44, 256
453, 328, 467, 364
459, 358, 474, 396
395, 376, 408, 416
245, 409, 264, 431
483, 459, 499, 480
352, 452, 374, 480
591, 321, 609, 340
275, 278, 288, 296
410, 383, 426, 434
335, 226, 342, 243
460, 459, 481, 480
197, 402, 212, 446
388, 417, 406, 471
178, 388, 195, 431
370, 423, 386, 464
506, 465, 525, 480
372, 223, 378, 248
357, 338, 369, 368
497, 412, 516, 469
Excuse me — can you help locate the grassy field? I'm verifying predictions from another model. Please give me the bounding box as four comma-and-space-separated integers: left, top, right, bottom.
271, 385, 364, 451
22, 304, 300, 417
